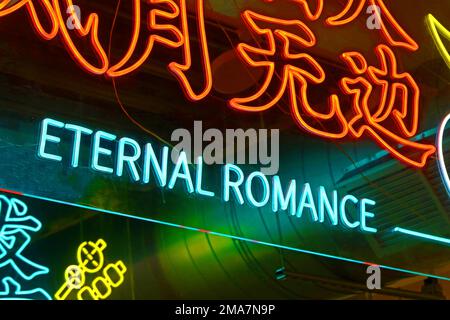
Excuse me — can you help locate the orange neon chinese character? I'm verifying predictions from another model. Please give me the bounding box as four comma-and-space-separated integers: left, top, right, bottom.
326, 0, 418, 51
53, 0, 109, 75
0, 0, 107, 74
0, 0, 58, 40
0, 0, 212, 101
229, 10, 348, 139
107, 0, 212, 101
340, 45, 436, 168
232, 9, 434, 168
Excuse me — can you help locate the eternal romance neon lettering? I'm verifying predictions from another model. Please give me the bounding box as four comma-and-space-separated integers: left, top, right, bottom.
0, 0, 436, 168
38, 117, 379, 234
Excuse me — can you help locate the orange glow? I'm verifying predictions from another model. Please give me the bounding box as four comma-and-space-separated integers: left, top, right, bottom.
293, 0, 324, 21
0, 1, 434, 168
326, 0, 366, 26
230, 10, 316, 112
326, 0, 418, 51
232, 11, 433, 168
53, 0, 109, 75
340, 45, 435, 168
230, 10, 348, 139
0, 0, 212, 100
167, 0, 212, 101
107, 0, 212, 101
106, 0, 152, 78
0, 0, 58, 40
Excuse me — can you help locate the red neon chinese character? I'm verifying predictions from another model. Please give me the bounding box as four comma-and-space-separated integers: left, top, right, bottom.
229, 10, 348, 139
326, 0, 418, 51
340, 45, 436, 168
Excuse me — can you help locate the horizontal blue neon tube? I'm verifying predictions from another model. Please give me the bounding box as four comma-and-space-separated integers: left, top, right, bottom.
4, 189, 450, 282
393, 227, 450, 245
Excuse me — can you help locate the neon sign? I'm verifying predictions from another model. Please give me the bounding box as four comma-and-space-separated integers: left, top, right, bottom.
437, 113, 450, 198
1, 187, 449, 282
0, 0, 212, 101
0, 277, 51, 300
427, 14, 450, 199
38, 117, 379, 234
0, 196, 51, 300
426, 14, 450, 70
230, 7, 434, 168
0, 0, 436, 168
55, 239, 127, 300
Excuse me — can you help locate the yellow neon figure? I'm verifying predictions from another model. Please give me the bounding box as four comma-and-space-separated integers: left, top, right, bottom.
426, 14, 450, 70
54, 239, 127, 300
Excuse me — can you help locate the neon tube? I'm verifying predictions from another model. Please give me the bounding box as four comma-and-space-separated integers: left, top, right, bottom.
393, 227, 450, 246
0, 187, 449, 282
